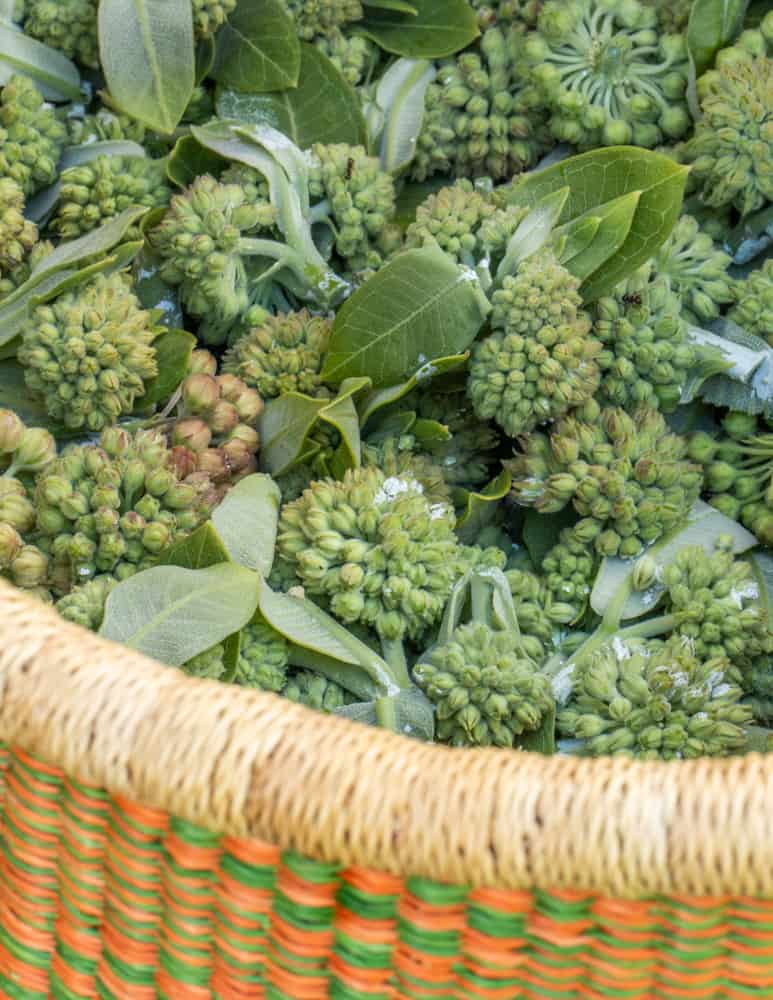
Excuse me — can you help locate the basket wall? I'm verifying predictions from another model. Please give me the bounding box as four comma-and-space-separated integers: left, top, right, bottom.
1, 582, 773, 998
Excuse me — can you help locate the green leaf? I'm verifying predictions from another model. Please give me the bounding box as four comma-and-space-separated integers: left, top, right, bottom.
503, 147, 690, 302
0, 21, 80, 100
687, 0, 749, 77
195, 36, 216, 84
286, 644, 380, 702
211, 474, 281, 576
496, 187, 569, 280
211, 0, 299, 93
393, 177, 450, 229
590, 501, 759, 621
363, 0, 418, 11
515, 704, 556, 755
321, 246, 490, 386
359, 0, 479, 58
358, 353, 468, 426
368, 57, 436, 173
740, 725, 773, 754
259, 392, 329, 476
750, 550, 773, 623
693, 320, 773, 419
158, 522, 230, 570
135, 328, 194, 407
257, 584, 399, 695
335, 686, 435, 740
221, 630, 241, 684
98, 0, 196, 134
0, 359, 62, 430
522, 508, 578, 569
28, 207, 149, 280
556, 191, 639, 284
167, 134, 228, 187
216, 44, 366, 148
132, 248, 184, 328
99, 562, 260, 666
455, 470, 511, 544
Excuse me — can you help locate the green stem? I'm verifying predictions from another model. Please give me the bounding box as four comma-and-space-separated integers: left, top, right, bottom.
375, 695, 398, 731
379, 636, 412, 689
471, 576, 492, 627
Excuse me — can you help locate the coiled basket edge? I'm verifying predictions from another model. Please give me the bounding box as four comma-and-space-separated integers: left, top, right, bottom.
1, 579, 773, 999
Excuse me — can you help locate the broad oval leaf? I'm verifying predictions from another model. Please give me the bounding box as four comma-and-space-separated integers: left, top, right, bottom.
99, 0, 195, 134
0, 21, 80, 99
359, 0, 479, 58
503, 147, 690, 302
335, 686, 436, 740
321, 246, 490, 387
212, 474, 281, 576
590, 501, 759, 621
100, 562, 260, 666
211, 0, 299, 93
687, 0, 750, 78
358, 353, 468, 426
135, 328, 195, 407
216, 44, 366, 148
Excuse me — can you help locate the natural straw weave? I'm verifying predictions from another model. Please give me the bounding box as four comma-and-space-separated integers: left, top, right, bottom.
3, 577, 773, 999
1, 577, 772, 899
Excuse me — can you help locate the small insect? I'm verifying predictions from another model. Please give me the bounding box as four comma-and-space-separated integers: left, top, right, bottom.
622, 292, 642, 306
345, 157, 355, 179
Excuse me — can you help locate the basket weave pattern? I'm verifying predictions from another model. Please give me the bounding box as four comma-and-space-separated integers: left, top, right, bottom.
2, 580, 773, 998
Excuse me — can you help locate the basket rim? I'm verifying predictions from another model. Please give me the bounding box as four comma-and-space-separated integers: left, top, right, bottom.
1, 578, 771, 900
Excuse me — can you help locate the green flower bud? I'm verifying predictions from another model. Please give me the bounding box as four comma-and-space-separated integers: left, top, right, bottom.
11, 544, 49, 588
12, 428, 57, 473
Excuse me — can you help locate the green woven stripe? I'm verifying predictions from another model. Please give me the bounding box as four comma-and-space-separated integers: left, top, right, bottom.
0, 973, 49, 1000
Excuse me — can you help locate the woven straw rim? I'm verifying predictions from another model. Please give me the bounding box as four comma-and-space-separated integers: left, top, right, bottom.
1, 578, 771, 899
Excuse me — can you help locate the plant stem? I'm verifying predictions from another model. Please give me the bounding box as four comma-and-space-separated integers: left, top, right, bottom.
379, 636, 412, 689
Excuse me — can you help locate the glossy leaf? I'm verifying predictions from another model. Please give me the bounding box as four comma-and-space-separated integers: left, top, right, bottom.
455, 470, 511, 544
257, 584, 399, 694
0, 20, 80, 99
132, 249, 184, 328
503, 147, 690, 302
135, 329, 195, 407
211, 0, 299, 93
212, 474, 281, 576
216, 44, 366, 148
687, 0, 750, 77
322, 247, 490, 386
100, 563, 260, 666
259, 393, 329, 476
158, 522, 230, 570
522, 508, 578, 569
358, 353, 467, 426
556, 191, 639, 284
0, 359, 61, 430
167, 134, 228, 187
590, 501, 758, 621
359, 0, 479, 58
99, 0, 195, 134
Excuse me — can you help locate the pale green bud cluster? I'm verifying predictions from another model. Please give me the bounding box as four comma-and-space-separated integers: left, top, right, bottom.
413, 621, 555, 747
641, 0, 692, 33
508, 401, 703, 558
284, 0, 363, 40
0, 75, 67, 197
170, 367, 263, 484
0, 409, 56, 478
222, 310, 332, 399
284, 670, 354, 711
407, 389, 501, 487
728, 258, 773, 347
184, 643, 227, 680
308, 143, 398, 272
51, 155, 172, 239
55, 575, 117, 631
662, 540, 771, 671
191, 0, 236, 38
469, 249, 600, 436
276, 466, 463, 641
558, 636, 752, 759
684, 58, 773, 218
405, 179, 528, 273
696, 13, 773, 101
26, 427, 220, 594
539, 524, 599, 620
0, 177, 38, 282
688, 415, 773, 547
0, 239, 53, 300
235, 620, 290, 691
149, 174, 272, 328
524, 0, 690, 149
506, 567, 576, 660
219, 164, 276, 229
18, 273, 159, 432
67, 108, 147, 147
651, 215, 734, 323
24, 0, 99, 68
361, 435, 452, 509
594, 265, 696, 412
314, 30, 376, 86
469, 0, 542, 31
412, 25, 551, 182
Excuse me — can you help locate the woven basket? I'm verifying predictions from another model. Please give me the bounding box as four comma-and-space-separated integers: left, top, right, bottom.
1, 579, 773, 1000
